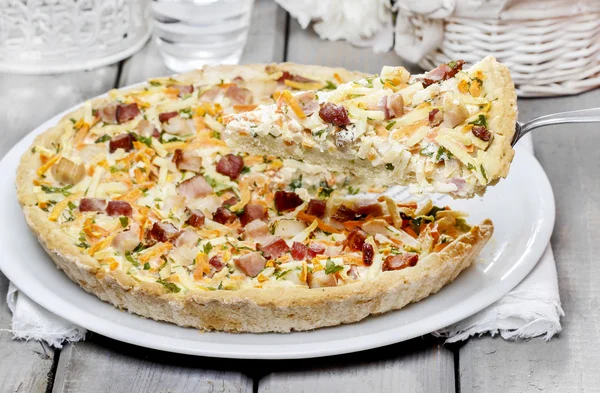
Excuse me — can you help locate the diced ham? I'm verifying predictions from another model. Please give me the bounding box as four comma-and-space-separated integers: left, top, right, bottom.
199, 86, 221, 102
234, 252, 266, 277
239, 203, 267, 226
428, 108, 444, 127
209, 255, 224, 271
173, 149, 203, 173
79, 198, 107, 213
162, 195, 185, 213
472, 125, 491, 141
159, 111, 179, 123
296, 91, 319, 116
273, 220, 306, 238
175, 228, 200, 248
51, 157, 85, 185
422, 60, 465, 87
308, 242, 326, 258
324, 244, 344, 257
215, 154, 244, 180
274, 190, 303, 212
382, 253, 419, 271
176, 175, 213, 199
147, 221, 180, 244
212, 207, 236, 224
172, 84, 194, 96
362, 243, 374, 266
380, 93, 404, 119
109, 133, 134, 153
291, 241, 308, 261
319, 102, 350, 127
112, 223, 140, 252
347, 265, 360, 280
99, 104, 118, 124
186, 208, 205, 228
332, 205, 359, 222
258, 237, 290, 260
344, 228, 368, 252
225, 85, 253, 105
136, 119, 159, 138
354, 199, 384, 217
305, 199, 326, 218
222, 196, 239, 207
162, 115, 192, 136
308, 270, 338, 288
277, 71, 316, 84
243, 219, 271, 241
106, 200, 132, 217
442, 95, 469, 128
116, 103, 140, 124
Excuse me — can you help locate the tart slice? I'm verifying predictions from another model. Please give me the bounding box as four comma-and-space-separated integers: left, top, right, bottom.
223, 56, 517, 198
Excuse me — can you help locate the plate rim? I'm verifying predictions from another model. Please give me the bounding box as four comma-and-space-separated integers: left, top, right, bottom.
0, 100, 555, 359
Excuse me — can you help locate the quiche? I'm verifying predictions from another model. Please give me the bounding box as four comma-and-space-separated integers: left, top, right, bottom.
223, 57, 517, 198
16, 63, 493, 332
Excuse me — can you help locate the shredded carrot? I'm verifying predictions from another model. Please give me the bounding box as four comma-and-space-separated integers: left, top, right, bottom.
105, 257, 119, 271
233, 104, 258, 112
130, 95, 151, 109
230, 181, 250, 212
88, 235, 115, 256
433, 242, 449, 252
469, 80, 481, 97
114, 188, 143, 204
83, 217, 110, 239
272, 91, 282, 101
164, 87, 179, 98
296, 211, 341, 233
139, 242, 173, 263
299, 262, 308, 282
48, 193, 81, 222
37, 153, 61, 176
333, 73, 344, 84
391, 119, 428, 140
193, 252, 210, 280
343, 221, 365, 230
458, 80, 470, 94
404, 227, 418, 239
73, 123, 90, 148
281, 90, 306, 119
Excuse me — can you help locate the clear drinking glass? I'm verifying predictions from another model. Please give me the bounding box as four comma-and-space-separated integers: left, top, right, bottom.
151, 0, 255, 72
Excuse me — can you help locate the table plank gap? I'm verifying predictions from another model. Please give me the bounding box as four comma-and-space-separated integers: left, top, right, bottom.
459, 89, 600, 392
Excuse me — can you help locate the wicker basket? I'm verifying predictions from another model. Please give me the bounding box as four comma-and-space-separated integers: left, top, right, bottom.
402, 1, 600, 97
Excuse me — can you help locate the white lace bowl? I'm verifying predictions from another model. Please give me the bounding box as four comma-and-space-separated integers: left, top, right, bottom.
0, 0, 151, 74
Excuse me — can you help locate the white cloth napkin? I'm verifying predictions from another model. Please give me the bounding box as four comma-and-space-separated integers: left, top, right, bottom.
6, 134, 562, 347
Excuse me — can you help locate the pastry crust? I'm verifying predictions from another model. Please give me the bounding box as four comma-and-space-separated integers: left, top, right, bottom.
16, 63, 494, 332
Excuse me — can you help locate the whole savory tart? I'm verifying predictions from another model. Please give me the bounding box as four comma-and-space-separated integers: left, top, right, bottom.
224, 56, 517, 197
16, 63, 493, 332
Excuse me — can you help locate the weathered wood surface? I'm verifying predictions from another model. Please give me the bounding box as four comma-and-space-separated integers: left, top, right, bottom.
459, 89, 600, 392
0, 67, 119, 393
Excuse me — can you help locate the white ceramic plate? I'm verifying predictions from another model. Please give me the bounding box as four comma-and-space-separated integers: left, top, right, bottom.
0, 107, 554, 359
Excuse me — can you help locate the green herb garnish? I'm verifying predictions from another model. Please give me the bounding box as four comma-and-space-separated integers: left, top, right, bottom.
143, 262, 151, 270
323, 80, 337, 90
94, 134, 111, 143
40, 184, 73, 197
157, 279, 180, 293
385, 163, 395, 171
290, 175, 303, 191
124, 251, 139, 267
325, 259, 344, 275
385, 121, 396, 130
469, 114, 488, 128
348, 186, 360, 195
119, 216, 129, 228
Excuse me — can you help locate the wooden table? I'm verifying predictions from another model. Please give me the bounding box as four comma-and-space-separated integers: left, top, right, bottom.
1, 2, 599, 392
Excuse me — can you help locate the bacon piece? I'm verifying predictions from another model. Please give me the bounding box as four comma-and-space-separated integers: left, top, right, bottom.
347, 265, 360, 280
136, 119, 159, 138
308, 270, 337, 288
472, 125, 491, 141
173, 149, 203, 173
291, 241, 308, 261
159, 111, 179, 123
212, 207, 236, 225
186, 208, 205, 228
382, 253, 419, 271
215, 154, 244, 180
274, 190, 303, 212
106, 200, 132, 217
258, 238, 290, 260
176, 175, 213, 199
332, 205, 359, 222
172, 84, 194, 96
235, 252, 266, 277
51, 157, 85, 185
112, 223, 141, 252
222, 196, 239, 207
239, 203, 267, 227
319, 102, 350, 127
209, 255, 224, 271
362, 243, 374, 266
354, 200, 384, 217
116, 103, 140, 124
428, 108, 443, 127
225, 85, 253, 105
109, 133, 134, 153
422, 60, 465, 87
308, 242, 326, 258
99, 104, 118, 124
243, 219, 271, 242
147, 221, 180, 243
79, 198, 106, 213
305, 199, 326, 218
344, 228, 368, 252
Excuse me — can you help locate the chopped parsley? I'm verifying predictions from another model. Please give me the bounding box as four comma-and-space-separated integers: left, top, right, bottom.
67, 201, 77, 210
467, 163, 476, 171
241, 166, 251, 175
149, 80, 162, 86
40, 184, 73, 197
427, 206, 445, 217
179, 107, 193, 118
204, 176, 233, 196
385, 121, 396, 130
119, 216, 129, 228
325, 259, 344, 275
480, 164, 488, 182
274, 269, 292, 279
385, 163, 395, 171
323, 80, 337, 90
124, 251, 139, 267
132, 133, 152, 147
455, 218, 472, 232
94, 134, 111, 143
469, 114, 488, 128
143, 262, 151, 270
318, 181, 334, 198
289, 175, 303, 191
435, 146, 453, 162
348, 186, 360, 195
75, 232, 90, 249
203, 242, 213, 255
157, 279, 180, 293
132, 243, 146, 253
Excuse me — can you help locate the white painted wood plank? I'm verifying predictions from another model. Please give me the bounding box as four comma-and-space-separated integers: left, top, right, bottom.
52, 337, 253, 393
259, 337, 455, 393
460, 89, 600, 392
119, 0, 287, 86
286, 19, 419, 74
